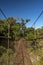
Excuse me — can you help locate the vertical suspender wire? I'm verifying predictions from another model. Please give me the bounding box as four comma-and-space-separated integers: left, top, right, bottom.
7, 22, 10, 65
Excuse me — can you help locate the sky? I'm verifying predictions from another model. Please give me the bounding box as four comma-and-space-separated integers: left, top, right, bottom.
0, 0, 43, 28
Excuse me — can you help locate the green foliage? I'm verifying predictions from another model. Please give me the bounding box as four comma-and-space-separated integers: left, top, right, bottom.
0, 49, 15, 65
0, 46, 6, 56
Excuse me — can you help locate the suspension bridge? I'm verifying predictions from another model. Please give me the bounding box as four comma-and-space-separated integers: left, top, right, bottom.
0, 8, 43, 65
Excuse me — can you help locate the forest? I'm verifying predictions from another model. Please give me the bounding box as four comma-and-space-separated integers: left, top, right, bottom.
0, 17, 43, 65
